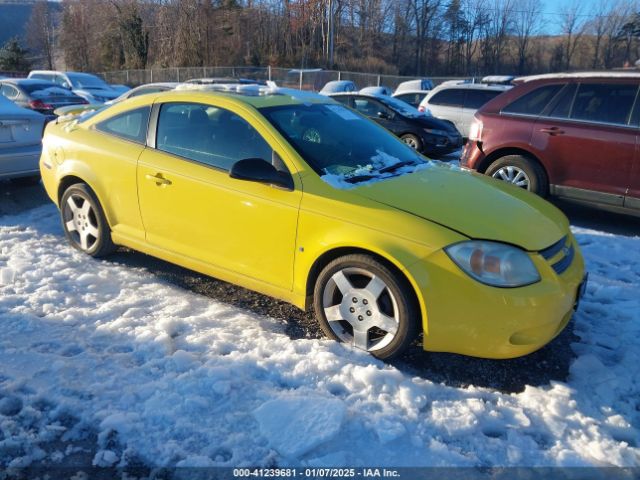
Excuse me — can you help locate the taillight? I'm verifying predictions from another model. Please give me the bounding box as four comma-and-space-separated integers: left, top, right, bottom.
29, 99, 53, 110
418, 106, 425, 112
468, 117, 483, 141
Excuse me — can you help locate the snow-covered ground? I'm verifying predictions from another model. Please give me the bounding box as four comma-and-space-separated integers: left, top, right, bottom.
0, 204, 639, 471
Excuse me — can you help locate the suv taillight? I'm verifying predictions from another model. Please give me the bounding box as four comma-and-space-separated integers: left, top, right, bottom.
468, 117, 483, 141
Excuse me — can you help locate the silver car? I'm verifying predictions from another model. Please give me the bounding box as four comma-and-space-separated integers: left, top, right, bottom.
0, 95, 45, 181
419, 82, 511, 137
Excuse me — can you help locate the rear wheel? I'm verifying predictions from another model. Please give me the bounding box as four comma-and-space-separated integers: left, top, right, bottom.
313, 254, 418, 359
60, 183, 115, 257
486, 154, 548, 197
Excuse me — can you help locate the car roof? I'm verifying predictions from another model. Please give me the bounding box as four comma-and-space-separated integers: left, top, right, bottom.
152, 84, 332, 109
392, 90, 430, 95
514, 71, 640, 83
432, 82, 511, 92
1, 78, 57, 86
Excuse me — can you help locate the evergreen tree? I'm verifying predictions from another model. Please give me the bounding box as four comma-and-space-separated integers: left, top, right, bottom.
0, 38, 31, 72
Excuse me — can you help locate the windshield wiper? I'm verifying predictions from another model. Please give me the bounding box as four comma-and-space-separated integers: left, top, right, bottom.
378, 160, 418, 174
344, 174, 377, 183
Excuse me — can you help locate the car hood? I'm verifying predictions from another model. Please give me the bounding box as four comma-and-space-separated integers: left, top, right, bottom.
351, 165, 568, 251
415, 115, 459, 134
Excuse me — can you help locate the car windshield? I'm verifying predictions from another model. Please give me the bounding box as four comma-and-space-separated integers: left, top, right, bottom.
67, 73, 109, 89
260, 103, 424, 180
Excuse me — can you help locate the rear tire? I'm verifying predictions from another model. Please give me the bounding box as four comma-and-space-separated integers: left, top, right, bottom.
313, 254, 419, 360
60, 183, 115, 257
486, 154, 548, 197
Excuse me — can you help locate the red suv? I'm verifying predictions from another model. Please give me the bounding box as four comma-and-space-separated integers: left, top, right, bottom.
462, 73, 640, 216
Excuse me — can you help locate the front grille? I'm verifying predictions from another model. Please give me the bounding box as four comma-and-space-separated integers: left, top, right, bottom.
538, 235, 574, 275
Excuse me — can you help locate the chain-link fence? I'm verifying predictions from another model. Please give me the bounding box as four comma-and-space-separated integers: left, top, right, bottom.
102, 66, 474, 91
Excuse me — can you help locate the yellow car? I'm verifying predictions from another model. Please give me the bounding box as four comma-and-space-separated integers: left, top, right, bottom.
39, 85, 586, 360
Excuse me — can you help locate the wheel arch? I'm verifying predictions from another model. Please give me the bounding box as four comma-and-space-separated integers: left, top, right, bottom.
57, 173, 113, 229
477, 147, 548, 180
304, 246, 426, 332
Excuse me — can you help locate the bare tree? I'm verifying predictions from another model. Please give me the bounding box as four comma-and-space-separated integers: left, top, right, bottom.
558, 0, 588, 70
26, 0, 56, 69
512, 0, 540, 74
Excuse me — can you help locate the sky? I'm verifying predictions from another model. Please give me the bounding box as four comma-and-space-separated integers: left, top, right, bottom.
541, 0, 631, 35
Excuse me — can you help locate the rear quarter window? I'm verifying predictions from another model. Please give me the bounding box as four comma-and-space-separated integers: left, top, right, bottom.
95, 106, 150, 144
570, 83, 638, 125
501, 84, 563, 116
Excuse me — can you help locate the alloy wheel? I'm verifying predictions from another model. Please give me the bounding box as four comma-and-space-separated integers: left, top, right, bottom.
491, 165, 531, 189
62, 193, 100, 252
321, 267, 400, 352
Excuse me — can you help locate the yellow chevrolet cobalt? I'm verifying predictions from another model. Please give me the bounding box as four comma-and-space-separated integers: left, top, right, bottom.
40, 85, 586, 360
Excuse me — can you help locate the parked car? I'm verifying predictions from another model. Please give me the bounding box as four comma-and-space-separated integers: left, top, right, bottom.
39, 86, 586, 360
319, 80, 357, 95
0, 78, 88, 118
462, 72, 640, 216
27, 70, 122, 104
419, 82, 511, 137
0, 94, 45, 182
392, 79, 434, 108
107, 82, 179, 104
330, 92, 462, 157
360, 86, 393, 96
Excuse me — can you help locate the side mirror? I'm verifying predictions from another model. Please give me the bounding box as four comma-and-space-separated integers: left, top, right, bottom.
61, 82, 71, 89
377, 111, 391, 120
230, 158, 293, 190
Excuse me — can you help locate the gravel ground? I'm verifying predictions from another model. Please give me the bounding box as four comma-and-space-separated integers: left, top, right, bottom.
2, 179, 640, 396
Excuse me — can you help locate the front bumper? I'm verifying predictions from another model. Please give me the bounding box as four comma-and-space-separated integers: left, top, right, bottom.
422, 133, 464, 158
408, 233, 585, 359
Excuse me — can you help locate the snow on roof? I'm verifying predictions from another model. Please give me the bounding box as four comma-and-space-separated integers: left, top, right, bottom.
515, 71, 640, 82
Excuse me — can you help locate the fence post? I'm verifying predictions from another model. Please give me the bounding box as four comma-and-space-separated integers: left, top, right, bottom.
268, 65, 271, 81
126, 70, 129, 84
338, 70, 341, 81
299, 70, 303, 90
377, 75, 381, 86
176, 68, 180, 82
150, 69, 153, 83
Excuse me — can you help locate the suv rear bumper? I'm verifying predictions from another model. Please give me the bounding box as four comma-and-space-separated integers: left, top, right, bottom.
460, 140, 485, 170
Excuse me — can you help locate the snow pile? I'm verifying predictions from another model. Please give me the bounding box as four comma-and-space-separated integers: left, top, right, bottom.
0, 205, 639, 469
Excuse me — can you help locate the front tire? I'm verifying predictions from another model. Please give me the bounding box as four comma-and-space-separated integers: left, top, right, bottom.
60, 183, 115, 257
400, 133, 422, 152
313, 254, 418, 359
486, 154, 548, 196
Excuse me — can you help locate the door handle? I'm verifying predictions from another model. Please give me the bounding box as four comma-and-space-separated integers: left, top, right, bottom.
145, 173, 172, 186
540, 127, 565, 136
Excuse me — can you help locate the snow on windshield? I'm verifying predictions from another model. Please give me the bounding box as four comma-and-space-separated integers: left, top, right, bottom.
321, 150, 439, 189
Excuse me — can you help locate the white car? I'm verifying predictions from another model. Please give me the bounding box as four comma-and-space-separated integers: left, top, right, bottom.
418, 82, 511, 137
0, 95, 45, 182
28, 70, 123, 104
360, 86, 393, 96
107, 82, 179, 104
391, 79, 434, 108
319, 80, 357, 95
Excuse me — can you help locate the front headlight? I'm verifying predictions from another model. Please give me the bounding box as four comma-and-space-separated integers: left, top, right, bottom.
445, 241, 540, 287
423, 128, 448, 136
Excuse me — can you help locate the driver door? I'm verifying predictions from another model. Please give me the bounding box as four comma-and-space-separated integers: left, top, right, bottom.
137, 101, 302, 290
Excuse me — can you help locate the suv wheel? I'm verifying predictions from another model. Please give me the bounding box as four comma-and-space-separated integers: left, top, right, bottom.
486, 155, 548, 197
